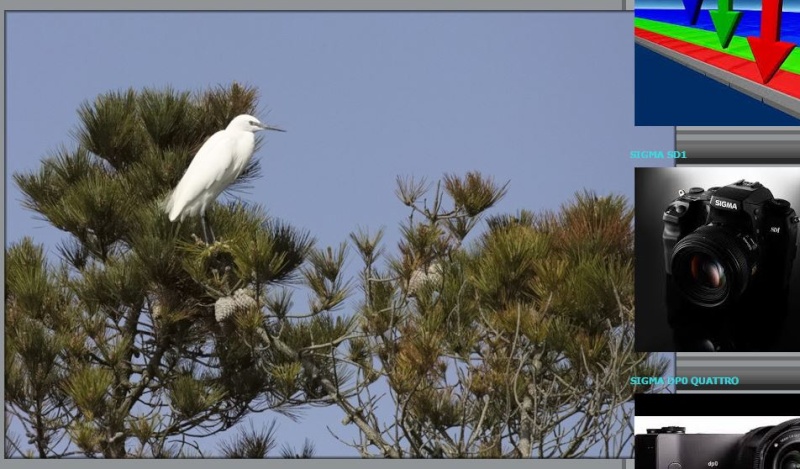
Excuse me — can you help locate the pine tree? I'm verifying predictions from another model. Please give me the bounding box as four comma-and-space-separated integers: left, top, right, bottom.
6, 83, 668, 458
339, 175, 668, 458
6, 84, 349, 457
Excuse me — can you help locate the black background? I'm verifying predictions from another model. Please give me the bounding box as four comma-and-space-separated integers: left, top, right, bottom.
635, 394, 800, 416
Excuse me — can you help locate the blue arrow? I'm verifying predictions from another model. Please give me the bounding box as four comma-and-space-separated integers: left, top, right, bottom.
683, 0, 705, 25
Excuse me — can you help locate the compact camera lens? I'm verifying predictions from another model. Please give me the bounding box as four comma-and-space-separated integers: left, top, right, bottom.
737, 420, 800, 469
779, 450, 800, 469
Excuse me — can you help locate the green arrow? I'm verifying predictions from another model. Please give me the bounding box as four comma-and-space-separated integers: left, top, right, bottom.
709, 0, 742, 49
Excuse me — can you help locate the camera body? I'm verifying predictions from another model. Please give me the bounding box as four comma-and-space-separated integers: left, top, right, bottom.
635, 427, 740, 469
662, 180, 799, 351
636, 421, 800, 469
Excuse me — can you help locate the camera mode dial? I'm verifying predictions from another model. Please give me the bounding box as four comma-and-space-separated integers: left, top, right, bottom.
647, 426, 686, 434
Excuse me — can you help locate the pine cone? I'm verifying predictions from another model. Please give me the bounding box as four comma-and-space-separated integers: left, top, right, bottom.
215, 296, 237, 323
215, 289, 259, 324
407, 270, 426, 296
233, 288, 257, 311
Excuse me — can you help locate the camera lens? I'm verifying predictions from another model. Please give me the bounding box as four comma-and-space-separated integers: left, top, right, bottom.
736, 420, 800, 469
779, 450, 800, 469
688, 253, 727, 289
671, 225, 757, 307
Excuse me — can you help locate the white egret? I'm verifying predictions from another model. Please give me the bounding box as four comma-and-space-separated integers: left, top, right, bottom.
164, 114, 285, 243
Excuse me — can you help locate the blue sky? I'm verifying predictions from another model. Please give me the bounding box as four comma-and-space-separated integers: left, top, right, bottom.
6, 11, 674, 456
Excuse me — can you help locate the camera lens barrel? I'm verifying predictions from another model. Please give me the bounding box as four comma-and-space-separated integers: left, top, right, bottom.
738, 419, 800, 469
670, 225, 758, 308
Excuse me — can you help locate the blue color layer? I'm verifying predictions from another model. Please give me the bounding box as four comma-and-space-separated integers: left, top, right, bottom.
635, 44, 800, 126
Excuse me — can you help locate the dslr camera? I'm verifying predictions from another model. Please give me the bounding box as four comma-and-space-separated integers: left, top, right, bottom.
662, 180, 799, 351
636, 421, 800, 469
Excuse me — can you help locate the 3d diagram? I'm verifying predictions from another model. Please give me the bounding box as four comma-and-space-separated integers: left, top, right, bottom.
635, 0, 800, 124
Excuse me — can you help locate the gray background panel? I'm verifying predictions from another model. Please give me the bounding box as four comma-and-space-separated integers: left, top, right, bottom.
676, 353, 800, 392
675, 127, 800, 162
1, 0, 633, 11
0, 460, 635, 468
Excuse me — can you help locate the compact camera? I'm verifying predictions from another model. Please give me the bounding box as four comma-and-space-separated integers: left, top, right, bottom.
635, 421, 800, 469
662, 180, 799, 351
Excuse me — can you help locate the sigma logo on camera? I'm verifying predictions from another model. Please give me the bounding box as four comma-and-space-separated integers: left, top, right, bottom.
711, 197, 739, 211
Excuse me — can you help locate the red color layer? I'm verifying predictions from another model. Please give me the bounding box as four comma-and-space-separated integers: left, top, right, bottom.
635, 27, 800, 99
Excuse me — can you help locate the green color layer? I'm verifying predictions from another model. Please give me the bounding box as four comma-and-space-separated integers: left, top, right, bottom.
635, 17, 800, 75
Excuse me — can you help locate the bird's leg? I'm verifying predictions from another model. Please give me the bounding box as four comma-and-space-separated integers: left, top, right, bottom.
200, 215, 209, 244
201, 213, 216, 245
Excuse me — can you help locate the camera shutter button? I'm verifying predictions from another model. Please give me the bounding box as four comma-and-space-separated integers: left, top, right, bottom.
669, 463, 682, 469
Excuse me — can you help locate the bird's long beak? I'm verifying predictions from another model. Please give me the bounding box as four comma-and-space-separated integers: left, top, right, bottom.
260, 123, 286, 132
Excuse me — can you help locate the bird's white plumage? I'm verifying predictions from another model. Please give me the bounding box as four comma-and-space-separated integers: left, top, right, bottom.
165, 131, 254, 221
164, 114, 283, 223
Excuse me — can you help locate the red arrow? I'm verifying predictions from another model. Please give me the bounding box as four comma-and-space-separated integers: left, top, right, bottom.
746, 0, 795, 83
